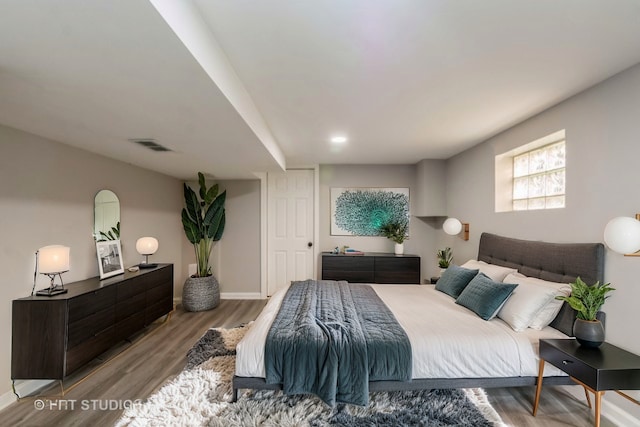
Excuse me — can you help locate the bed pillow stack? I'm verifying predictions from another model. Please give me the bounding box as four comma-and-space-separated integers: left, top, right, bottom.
497, 273, 571, 331
437, 260, 570, 328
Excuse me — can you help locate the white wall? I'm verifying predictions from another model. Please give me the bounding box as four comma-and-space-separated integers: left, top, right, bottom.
0, 125, 184, 401
441, 63, 640, 420
319, 164, 438, 282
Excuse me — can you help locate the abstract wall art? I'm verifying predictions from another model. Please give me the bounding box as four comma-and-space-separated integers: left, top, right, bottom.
330, 187, 410, 236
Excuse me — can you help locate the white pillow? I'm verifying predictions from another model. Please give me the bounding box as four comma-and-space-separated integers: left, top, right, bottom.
498, 274, 560, 332
517, 276, 571, 330
461, 260, 518, 282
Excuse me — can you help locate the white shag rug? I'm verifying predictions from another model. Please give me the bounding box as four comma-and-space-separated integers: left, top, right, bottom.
115, 325, 507, 427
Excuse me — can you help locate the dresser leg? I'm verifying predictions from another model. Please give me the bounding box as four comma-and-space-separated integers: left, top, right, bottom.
533, 358, 545, 416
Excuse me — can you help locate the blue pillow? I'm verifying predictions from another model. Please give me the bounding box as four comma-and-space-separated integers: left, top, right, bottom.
435, 265, 479, 298
455, 273, 518, 320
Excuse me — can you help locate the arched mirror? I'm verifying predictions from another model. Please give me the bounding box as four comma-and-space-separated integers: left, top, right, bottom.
94, 190, 121, 241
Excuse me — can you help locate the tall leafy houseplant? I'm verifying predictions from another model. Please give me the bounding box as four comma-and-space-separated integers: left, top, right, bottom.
182, 173, 226, 277
556, 277, 615, 347
181, 173, 226, 312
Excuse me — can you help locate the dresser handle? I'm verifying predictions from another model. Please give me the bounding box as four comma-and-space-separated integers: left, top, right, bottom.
562, 360, 574, 365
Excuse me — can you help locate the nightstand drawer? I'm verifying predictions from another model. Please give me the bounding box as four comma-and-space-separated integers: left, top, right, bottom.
542, 347, 597, 387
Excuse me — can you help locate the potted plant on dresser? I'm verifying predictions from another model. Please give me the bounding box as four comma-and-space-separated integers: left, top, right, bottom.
379, 220, 409, 255
556, 277, 615, 348
181, 172, 226, 312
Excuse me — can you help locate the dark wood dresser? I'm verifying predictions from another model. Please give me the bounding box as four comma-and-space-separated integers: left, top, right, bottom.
12, 263, 173, 380
321, 252, 420, 284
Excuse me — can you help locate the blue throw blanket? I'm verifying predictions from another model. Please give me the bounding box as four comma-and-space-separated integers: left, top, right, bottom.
264, 280, 412, 407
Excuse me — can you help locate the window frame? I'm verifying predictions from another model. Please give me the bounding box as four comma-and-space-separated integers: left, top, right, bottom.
511, 140, 566, 211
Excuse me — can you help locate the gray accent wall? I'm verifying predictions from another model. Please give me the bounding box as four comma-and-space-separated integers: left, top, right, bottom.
0, 125, 184, 400
441, 62, 640, 419
319, 164, 437, 283
212, 179, 261, 295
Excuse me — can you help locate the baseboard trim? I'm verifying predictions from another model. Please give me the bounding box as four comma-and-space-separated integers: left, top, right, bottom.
220, 292, 263, 300
0, 379, 54, 411
602, 398, 640, 427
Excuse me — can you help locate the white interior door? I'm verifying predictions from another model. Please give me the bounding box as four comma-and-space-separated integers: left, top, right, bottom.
267, 169, 315, 296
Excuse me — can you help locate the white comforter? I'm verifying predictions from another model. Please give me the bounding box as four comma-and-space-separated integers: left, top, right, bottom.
236, 284, 567, 379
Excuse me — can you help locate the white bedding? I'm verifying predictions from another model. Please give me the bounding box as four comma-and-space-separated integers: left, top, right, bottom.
235, 284, 567, 379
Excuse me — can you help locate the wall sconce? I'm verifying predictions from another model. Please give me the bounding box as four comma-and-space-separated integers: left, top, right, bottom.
603, 214, 640, 256
136, 237, 159, 268
443, 218, 470, 241
33, 245, 70, 296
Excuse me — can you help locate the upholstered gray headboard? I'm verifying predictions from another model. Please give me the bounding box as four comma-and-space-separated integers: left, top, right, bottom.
477, 232, 605, 335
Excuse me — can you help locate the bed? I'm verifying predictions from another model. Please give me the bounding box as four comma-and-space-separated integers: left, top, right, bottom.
232, 232, 605, 404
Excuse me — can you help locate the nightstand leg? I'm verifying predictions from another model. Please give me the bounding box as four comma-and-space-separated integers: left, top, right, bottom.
583, 386, 592, 409
595, 391, 602, 427
533, 358, 545, 416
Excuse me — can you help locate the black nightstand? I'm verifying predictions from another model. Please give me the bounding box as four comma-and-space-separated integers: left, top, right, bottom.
533, 339, 640, 427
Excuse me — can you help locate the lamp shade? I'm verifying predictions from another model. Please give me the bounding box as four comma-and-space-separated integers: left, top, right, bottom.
39, 245, 70, 273
136, 237, 159, 256
603, 216, 640, 254
443, 218, 463, 236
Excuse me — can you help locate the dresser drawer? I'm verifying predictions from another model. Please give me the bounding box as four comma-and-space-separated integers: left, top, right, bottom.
68, 286, 116, 323
113, 312, 146, 342
67, 306, 115, 349
65, 326, 115, 375
117, 279, 147, 300
322, 256, 375, 283
375, 257, 420, 284
115, 292, 146, 322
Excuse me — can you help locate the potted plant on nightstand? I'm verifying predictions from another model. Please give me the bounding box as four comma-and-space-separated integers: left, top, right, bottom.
556, 277, 615, 348
181, 172, 226, 312
437, 247, 453, 274
379, 220, 409, 255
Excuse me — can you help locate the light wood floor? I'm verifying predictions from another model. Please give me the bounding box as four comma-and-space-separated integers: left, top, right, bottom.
0, 300, 615, 426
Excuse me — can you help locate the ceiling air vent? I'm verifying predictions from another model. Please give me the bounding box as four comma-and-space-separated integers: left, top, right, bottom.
128, 139, 172, 152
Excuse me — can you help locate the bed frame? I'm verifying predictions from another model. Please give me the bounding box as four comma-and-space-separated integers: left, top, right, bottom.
232, 232, 605, 402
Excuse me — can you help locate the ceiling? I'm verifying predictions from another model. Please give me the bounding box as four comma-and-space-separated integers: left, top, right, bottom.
1, 0, 640, 180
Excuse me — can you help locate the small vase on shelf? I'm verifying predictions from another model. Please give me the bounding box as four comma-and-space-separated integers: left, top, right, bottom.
394, 243, 404, 255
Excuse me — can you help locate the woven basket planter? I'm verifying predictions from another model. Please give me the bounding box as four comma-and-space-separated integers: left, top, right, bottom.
182, 275, 220, 312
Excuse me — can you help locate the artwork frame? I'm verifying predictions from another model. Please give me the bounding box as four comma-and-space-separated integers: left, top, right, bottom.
330, 187, 410, 236
96, 239, 125, 279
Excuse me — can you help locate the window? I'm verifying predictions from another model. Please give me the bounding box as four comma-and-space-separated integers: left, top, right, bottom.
494, 130, 566, 213
512, 141, 565, 211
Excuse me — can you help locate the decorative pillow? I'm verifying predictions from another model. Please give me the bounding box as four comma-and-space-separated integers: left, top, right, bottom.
455, 273, 518, 320
501, 273, 572, 330
461, 260, 518, 282
497, 274, 561, 331
435, 265, 479, 298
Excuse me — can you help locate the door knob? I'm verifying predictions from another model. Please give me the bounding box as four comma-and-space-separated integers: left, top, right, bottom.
308, 242, 313, 248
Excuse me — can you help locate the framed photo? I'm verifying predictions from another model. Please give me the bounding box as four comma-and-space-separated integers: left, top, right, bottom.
330, 187, 410, 236
96, 240, 124, 279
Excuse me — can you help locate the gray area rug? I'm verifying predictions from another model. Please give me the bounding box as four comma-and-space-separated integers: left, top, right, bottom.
116, 325, 506, 426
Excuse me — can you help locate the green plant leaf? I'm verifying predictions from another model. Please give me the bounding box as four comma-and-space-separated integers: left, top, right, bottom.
205, 183, 218, 205
198, 172, 207, 201
556, 277, 615, 320
181, 209, 199, 244
213, 211, 226, 241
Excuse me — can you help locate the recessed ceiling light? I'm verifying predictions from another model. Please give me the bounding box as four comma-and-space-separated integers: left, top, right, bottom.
330, 136, 347, 144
